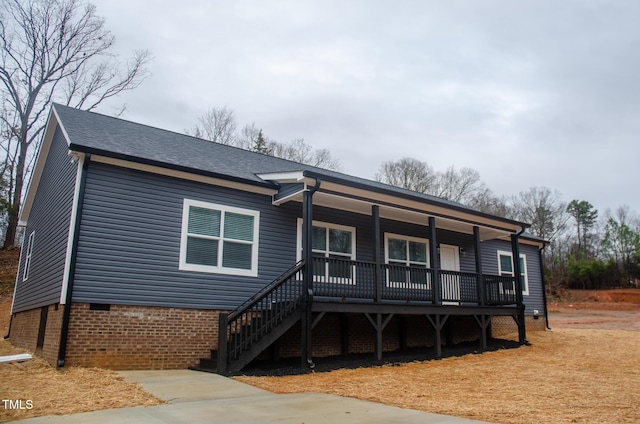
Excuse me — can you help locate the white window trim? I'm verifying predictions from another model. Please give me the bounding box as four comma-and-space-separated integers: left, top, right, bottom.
23, 231, 35, 281
384, 233, 431, 289
296, 219, 357, 261
497, 250, 529, 296
296, 219, 356, 284
384, 233, 431, 267
179, 199, 260, 277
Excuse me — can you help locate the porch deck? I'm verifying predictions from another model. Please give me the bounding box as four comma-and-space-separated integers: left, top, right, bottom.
214, 257, 524, 375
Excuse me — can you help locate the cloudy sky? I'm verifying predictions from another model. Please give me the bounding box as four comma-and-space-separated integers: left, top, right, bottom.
94, 0, 640, 215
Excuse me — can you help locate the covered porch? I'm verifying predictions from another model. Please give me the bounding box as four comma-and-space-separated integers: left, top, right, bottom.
215, 170, 531, 374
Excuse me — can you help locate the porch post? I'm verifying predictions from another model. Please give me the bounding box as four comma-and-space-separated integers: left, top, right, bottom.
428, 217, 440, 304
511, 233, 527, 344
372, 205, 382, 302
301, 181, 319, 368
474, 226, 485, 306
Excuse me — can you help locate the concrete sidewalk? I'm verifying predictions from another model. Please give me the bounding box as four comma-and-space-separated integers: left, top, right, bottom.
17, 370, 490, 423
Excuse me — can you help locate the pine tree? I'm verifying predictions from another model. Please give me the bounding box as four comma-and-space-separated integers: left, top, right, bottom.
251, 130, 272, 155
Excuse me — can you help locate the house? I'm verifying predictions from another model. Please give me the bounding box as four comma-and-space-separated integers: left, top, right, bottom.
8, 104, 548, 373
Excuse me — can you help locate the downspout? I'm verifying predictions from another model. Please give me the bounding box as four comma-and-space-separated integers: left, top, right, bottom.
301, 178, 320, 369
57, 153, 91, 368
512, 227, 527, 344
538, 243, 551, 330
513, 227, 526, 306
3, 317, 12, 339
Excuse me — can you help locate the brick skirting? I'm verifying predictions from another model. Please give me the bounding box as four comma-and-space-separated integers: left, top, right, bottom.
10, 304, 547, 370
63, 303, 225, 369
9, 304, 64, 365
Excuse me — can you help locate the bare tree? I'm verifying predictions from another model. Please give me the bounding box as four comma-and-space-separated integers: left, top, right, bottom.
432, 166, 486, 204
188, 107, 341, 171
235, 122, 260, 150
0, 0, 151, 247
186, 106, 237, 145
601, 206, 640, 286
510, 187, 568, 243
375, 157, 437, 193
467, 187, 511, 217
271, 138, 340, 171
376, 158, 489, 207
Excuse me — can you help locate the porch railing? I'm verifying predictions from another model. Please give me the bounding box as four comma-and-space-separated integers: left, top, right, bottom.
311, 256, 518, 306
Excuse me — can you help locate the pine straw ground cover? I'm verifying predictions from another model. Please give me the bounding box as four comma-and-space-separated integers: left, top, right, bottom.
0, 345, 162, 422
236, 328, 640, 424
0, 296, 161, 422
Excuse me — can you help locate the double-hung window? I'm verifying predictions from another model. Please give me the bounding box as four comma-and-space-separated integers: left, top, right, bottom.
180, 199, 259, 276
385, 233, 430, 288
297, 220, 356, 283
497, 250, 529, 295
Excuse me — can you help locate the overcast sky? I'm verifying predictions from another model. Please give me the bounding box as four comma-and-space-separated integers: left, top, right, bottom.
94, 0, 640, 215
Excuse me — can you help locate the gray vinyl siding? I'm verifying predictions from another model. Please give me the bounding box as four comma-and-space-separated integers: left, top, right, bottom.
12, 127, 76, 313
480, 239, 545, 314
71, 162, 546, 313
72, 163, 300, 310
274, 183, 304, 202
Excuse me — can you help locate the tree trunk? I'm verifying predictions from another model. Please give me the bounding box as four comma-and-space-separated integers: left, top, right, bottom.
3, 140, 27, 249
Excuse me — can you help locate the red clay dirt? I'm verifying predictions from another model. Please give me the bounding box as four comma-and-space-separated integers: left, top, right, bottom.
548, 288, 640, 331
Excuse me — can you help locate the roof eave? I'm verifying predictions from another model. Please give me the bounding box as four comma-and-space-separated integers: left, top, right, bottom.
19, 108, 64, 226
299, 169, 530, 233
68, 144, 280, 192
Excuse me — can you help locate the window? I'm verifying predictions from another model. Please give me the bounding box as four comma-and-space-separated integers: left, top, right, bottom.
384, 233, 431, 288
180, 199, 259, 276
23, 231, 35, 281
497, 250, 529, 295
297, 220, 356, 282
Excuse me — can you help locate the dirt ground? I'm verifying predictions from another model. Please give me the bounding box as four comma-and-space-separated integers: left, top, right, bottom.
1, 288, 639, 422
548, 289, 640, 331
237, 289, 640, 424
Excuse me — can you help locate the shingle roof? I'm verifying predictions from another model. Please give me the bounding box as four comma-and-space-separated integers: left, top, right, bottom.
52, 103, 529, 229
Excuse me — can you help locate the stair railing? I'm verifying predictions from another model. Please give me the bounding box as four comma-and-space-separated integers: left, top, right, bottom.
218, 260, 306, 374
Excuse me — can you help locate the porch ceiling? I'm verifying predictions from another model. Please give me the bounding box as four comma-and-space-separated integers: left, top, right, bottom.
275, 187, 515, 241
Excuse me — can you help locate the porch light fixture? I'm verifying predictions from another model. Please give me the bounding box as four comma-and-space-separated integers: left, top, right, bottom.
459, 247, 465, 256
436, 244, 440, 255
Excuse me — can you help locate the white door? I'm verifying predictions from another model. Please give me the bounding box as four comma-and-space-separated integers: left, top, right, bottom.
440, 244, 460, 304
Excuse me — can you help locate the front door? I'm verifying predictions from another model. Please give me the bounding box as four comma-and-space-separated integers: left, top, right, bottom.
440, 244, 460, 304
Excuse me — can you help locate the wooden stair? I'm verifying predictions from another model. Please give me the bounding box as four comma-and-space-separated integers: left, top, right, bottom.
192, 261, 306, 375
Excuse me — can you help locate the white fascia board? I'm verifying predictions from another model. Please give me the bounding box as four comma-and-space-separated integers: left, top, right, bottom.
318, 180, 525, 234
92, 155, 278, 196
19, 108, 67, 226
256, 171, 306, 183
59, 154, 85, 305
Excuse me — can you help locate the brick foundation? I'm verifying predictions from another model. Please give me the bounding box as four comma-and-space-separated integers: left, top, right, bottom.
11, 304, 547, 370
64, 303, 225, 370
42, 305, 64, 364
9, 304, 64, 365
9, 308, 41, 352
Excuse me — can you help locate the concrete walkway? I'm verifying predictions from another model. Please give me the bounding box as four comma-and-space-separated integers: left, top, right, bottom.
17, 370, 490, 423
